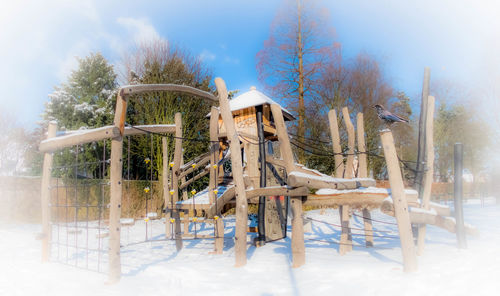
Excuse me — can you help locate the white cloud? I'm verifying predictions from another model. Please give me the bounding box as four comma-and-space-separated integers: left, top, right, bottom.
224, 56, 240, 65
116, 17, 160, 44
199, 49, 216, 61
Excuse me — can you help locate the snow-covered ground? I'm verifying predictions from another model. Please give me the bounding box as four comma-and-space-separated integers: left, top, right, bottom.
1, 198, 499, 296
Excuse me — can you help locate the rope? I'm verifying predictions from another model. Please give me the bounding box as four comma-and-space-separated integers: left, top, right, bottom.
304, 217, 398, 236
351, 213, 398, 226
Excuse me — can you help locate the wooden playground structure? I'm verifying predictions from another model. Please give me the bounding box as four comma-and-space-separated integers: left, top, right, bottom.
39, 78, 477, 283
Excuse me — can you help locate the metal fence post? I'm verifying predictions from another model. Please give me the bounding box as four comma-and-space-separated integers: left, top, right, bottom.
454, 143, 467, 249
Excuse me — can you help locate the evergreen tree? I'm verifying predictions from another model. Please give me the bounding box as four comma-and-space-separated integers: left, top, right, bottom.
43, 52, 117, 129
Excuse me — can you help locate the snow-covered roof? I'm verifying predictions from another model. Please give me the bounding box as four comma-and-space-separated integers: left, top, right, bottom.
208, 86, 295, 121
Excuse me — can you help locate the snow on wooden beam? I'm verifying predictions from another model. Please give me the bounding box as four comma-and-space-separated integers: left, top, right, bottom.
287, 171, 357, 190
39, 125, 120, 152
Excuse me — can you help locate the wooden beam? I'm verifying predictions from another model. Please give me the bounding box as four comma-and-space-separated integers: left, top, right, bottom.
41, 121, 57, 262
39, 126, 120, 152
304, 189, 419, 208
246, 186, 309, 199
417, 95, 435, 255
209, 106, 219, 205
178, 154, 211, 179
328, 109, 344, 178
180, 151, 211, 171
179, 169, 209, 189
206, 186, 236, 218
119, 84, 217, 102
270, 104, 296, 173
108, 93, 127, 284
215, 77, 248, 267
380, 129, 417, 272
124, 124, 175, 136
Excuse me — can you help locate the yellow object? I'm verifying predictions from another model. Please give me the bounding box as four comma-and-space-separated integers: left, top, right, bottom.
144, 218, 150, 222
144, 187, 150, 193
169, 190, 175, 195
169, 162, 174, 167
170, 218, 175, 223
212, 164, 218, 169
214, 215, 219, 220
213, 189, 218, 195
144, 158, 150, 164
193, 217, 198, 222
191, 164, 196, 169
191, 189, 197, 195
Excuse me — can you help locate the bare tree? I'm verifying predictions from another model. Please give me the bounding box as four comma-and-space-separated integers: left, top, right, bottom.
256, 0, 338, 163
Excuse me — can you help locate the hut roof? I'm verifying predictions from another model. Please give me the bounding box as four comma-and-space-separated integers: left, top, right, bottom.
208, 86, 295, 121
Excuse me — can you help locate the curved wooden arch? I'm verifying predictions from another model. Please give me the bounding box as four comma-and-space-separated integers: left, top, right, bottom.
119, 83, 217, 102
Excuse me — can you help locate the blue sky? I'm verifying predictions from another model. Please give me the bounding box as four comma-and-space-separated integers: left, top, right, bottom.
1, 0, 499, 129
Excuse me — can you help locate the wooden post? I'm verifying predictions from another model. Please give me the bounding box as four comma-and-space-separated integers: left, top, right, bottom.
341, 107, 355, 253
270, 104, 296, 173
108, 92, 128, 283
417, 96, 435, 255
41, 121, 57, 262
328, 109, 344, 178
454, 143, 467, 248
291, 196, 305, 267
215, 78, 248, 267
209, 107, 220, 205
271, 103, 305, 266
215, 217, 224, 254
380, 130, 418, 272
172, 112, 183, 251
416, 67, 431, 192
357, 113, 374, 247
356, 113, 367, 178
342, 107, 355, 179
162, 137, 171, 238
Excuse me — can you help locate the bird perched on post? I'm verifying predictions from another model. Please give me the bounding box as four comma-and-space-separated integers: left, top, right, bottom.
373, 104, 409, 126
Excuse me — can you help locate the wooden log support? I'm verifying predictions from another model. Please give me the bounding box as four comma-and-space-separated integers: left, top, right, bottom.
162, 137, 171, 238
417, 95, 435, 255
380, 129, 417, 272
172, 113, 183, 251
39, 125, 120, 152
341, 107, 356, 253
270, 104, 296, 173
356, 113, 373, 247
215, 77, 248, 267
339, 204, 351, 255
328, 109, 344, 178
41, 121, 57, 262
209, 107, 220, 205
356, 113, 367, 178
108, 93, 127, 284
291, 196, 305, 267
342, 107, 356, 179
214, 217, 224, 254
